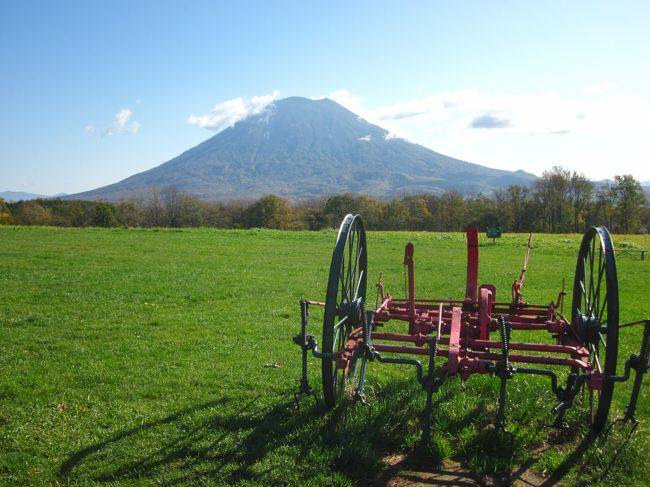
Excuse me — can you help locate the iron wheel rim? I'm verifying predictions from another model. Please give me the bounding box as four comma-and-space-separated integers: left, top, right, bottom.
570, 226, 619, 432
322, 214, 367, 408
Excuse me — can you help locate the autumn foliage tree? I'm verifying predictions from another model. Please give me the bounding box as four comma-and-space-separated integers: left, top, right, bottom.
242, 194, 296, 229
2, 171, 648, 233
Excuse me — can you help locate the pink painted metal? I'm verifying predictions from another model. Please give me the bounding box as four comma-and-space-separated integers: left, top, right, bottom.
444, 307, 462, 375
478, 286, 494, 341
361, 227, 600, 385
464, 227, 479, 304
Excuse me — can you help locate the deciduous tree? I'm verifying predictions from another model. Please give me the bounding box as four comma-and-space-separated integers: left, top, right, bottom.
613, 175, 646, 233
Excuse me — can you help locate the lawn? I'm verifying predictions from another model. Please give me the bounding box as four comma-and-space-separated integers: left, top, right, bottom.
1, 225, 649, 485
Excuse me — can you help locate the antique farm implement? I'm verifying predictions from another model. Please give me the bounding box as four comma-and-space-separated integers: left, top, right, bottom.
294, 214, 650, 436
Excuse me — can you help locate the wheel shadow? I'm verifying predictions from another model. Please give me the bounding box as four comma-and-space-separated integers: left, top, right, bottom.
58, 395, 319, 484
539, 419, 640, 486
371, 420, 640, 487
57, 387, 642, 485
57, 379, 423, 485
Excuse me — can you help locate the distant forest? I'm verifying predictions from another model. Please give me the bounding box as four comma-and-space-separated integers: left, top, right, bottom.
1, 167, 648, 234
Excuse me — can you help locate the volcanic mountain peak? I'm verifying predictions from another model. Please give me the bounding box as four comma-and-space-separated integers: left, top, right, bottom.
70, 96, 536, 202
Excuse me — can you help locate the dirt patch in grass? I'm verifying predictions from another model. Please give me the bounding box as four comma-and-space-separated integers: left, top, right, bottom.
373, 453, 549, 487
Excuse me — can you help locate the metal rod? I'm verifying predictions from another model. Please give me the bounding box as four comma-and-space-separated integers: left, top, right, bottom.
514, 367, 560, 395
624, 319, 650, 421
404, 243, 416, 328
298, 300, 311, 394
465, 227, 479, 303
421, 336, 439, 444
469, 340, 584, 355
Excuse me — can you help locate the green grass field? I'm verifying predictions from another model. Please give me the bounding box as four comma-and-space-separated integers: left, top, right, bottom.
1, 226, 649, 486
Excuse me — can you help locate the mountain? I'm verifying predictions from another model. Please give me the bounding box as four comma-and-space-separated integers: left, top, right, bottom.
70, 97, 537, 201
0, 191, 64, 202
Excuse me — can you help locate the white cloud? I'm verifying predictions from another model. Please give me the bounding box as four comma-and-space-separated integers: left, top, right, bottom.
358, 135, 371, 142
584, 80, 619, 94
187, 90, 280, 132
328, 86, 650, 141
324, 86, 650, 180
320, 89, 414, 140
103, 108, 140, 136
326, 89, 364, 114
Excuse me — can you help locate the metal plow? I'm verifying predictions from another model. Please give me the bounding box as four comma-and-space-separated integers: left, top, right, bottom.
294, 214, 650, 439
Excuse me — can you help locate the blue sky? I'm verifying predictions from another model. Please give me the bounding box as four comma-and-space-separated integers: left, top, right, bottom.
2, 1, 649, 195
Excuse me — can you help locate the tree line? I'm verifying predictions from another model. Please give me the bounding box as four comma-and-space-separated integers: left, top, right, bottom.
1, 167, 648, 233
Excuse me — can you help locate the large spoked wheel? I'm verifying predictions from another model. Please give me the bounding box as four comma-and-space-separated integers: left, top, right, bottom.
322, 214, 367, 408
570, 226, 619, 432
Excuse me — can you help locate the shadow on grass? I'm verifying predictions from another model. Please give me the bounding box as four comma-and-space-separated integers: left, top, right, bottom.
57, 379, 425, 484
539, 420, 641, 487
58, 381, 644, 486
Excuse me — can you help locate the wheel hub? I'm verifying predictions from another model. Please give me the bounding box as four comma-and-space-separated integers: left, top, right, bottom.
338, 298, 362, 327
577, 312, 602, 343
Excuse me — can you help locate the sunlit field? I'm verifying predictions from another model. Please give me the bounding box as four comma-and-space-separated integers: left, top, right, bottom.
1, 226, 648, 485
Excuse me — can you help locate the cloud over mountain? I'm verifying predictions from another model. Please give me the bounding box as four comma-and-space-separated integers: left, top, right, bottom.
187, 90, 280, 132
469, 112, 512, 129
69, 96, 536, 202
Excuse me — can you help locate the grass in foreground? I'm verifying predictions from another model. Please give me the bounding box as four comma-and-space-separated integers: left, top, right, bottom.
0, 226, 649, 485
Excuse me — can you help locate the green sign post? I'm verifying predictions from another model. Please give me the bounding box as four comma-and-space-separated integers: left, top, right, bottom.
486, 226, 502, 244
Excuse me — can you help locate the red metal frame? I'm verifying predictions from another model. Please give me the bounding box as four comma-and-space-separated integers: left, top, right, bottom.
335, 228, 596, 386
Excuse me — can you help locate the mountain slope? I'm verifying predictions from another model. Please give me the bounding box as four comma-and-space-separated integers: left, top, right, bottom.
70, 97, 536, 201
0, 191, 62, 201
